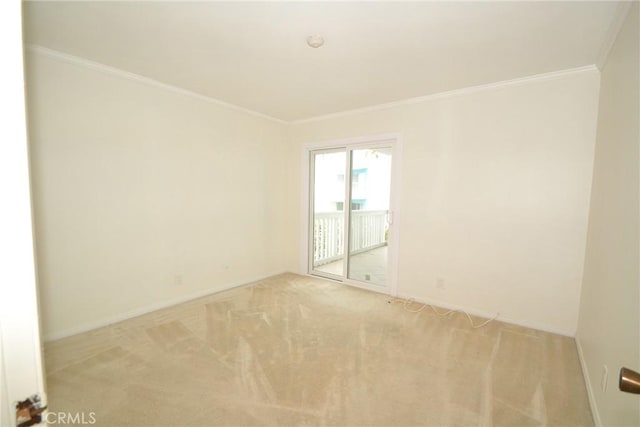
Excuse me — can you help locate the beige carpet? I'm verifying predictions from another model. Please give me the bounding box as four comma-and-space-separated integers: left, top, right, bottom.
44, 273, 593, 426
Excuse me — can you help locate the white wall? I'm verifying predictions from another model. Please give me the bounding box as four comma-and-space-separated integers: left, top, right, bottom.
26, 31, 605, 344
25, 49, 290, 340
576, 3, 639, 426
289, 69, 601, 335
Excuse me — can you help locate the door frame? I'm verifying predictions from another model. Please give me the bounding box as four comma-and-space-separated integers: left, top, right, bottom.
300, 133, 403, 296
0, 1, 47, 424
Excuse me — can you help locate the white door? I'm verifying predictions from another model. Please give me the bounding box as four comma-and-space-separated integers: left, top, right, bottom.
0, 2, 47, 426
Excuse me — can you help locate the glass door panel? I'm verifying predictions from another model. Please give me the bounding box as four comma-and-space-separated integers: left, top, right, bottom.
311, 151, 347, 278
347, 148, 392, 285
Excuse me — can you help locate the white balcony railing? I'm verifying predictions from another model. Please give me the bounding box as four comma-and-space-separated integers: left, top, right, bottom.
313, 210, 388, 266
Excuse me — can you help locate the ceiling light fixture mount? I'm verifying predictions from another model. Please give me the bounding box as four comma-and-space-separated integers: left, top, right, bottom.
306, 35, 324, 49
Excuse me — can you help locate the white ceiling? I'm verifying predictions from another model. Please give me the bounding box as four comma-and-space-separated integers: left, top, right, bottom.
23, 1, 624, 122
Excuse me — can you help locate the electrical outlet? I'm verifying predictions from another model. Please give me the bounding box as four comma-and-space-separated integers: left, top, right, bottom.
436, 277, 445, 290
174, 274, 183, 286
601, 365, 608, 393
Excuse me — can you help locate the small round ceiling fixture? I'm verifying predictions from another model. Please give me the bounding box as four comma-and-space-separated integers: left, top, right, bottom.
306, 35, 324, 48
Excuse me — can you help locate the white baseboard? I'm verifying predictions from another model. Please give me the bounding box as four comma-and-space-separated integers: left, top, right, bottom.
576, 337, 602, 426
497, 315, 575, 338
395, 292, 575, 337
44, 271, 290, 342
306, 272, 575, 337
46, 271, 575, 341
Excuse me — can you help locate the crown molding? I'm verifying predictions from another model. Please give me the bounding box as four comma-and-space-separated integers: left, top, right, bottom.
25, 44, 287, 125
291, 65, 600, 125
26, 44, 600, 127
595, 1, 633, 71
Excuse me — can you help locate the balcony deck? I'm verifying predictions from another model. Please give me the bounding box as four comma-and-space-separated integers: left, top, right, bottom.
314, 245, 387, 285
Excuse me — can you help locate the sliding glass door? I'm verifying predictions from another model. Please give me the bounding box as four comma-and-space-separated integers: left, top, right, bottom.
310, 150, 347, 277
310, 144, 393, 287
347, 148, 392, 285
